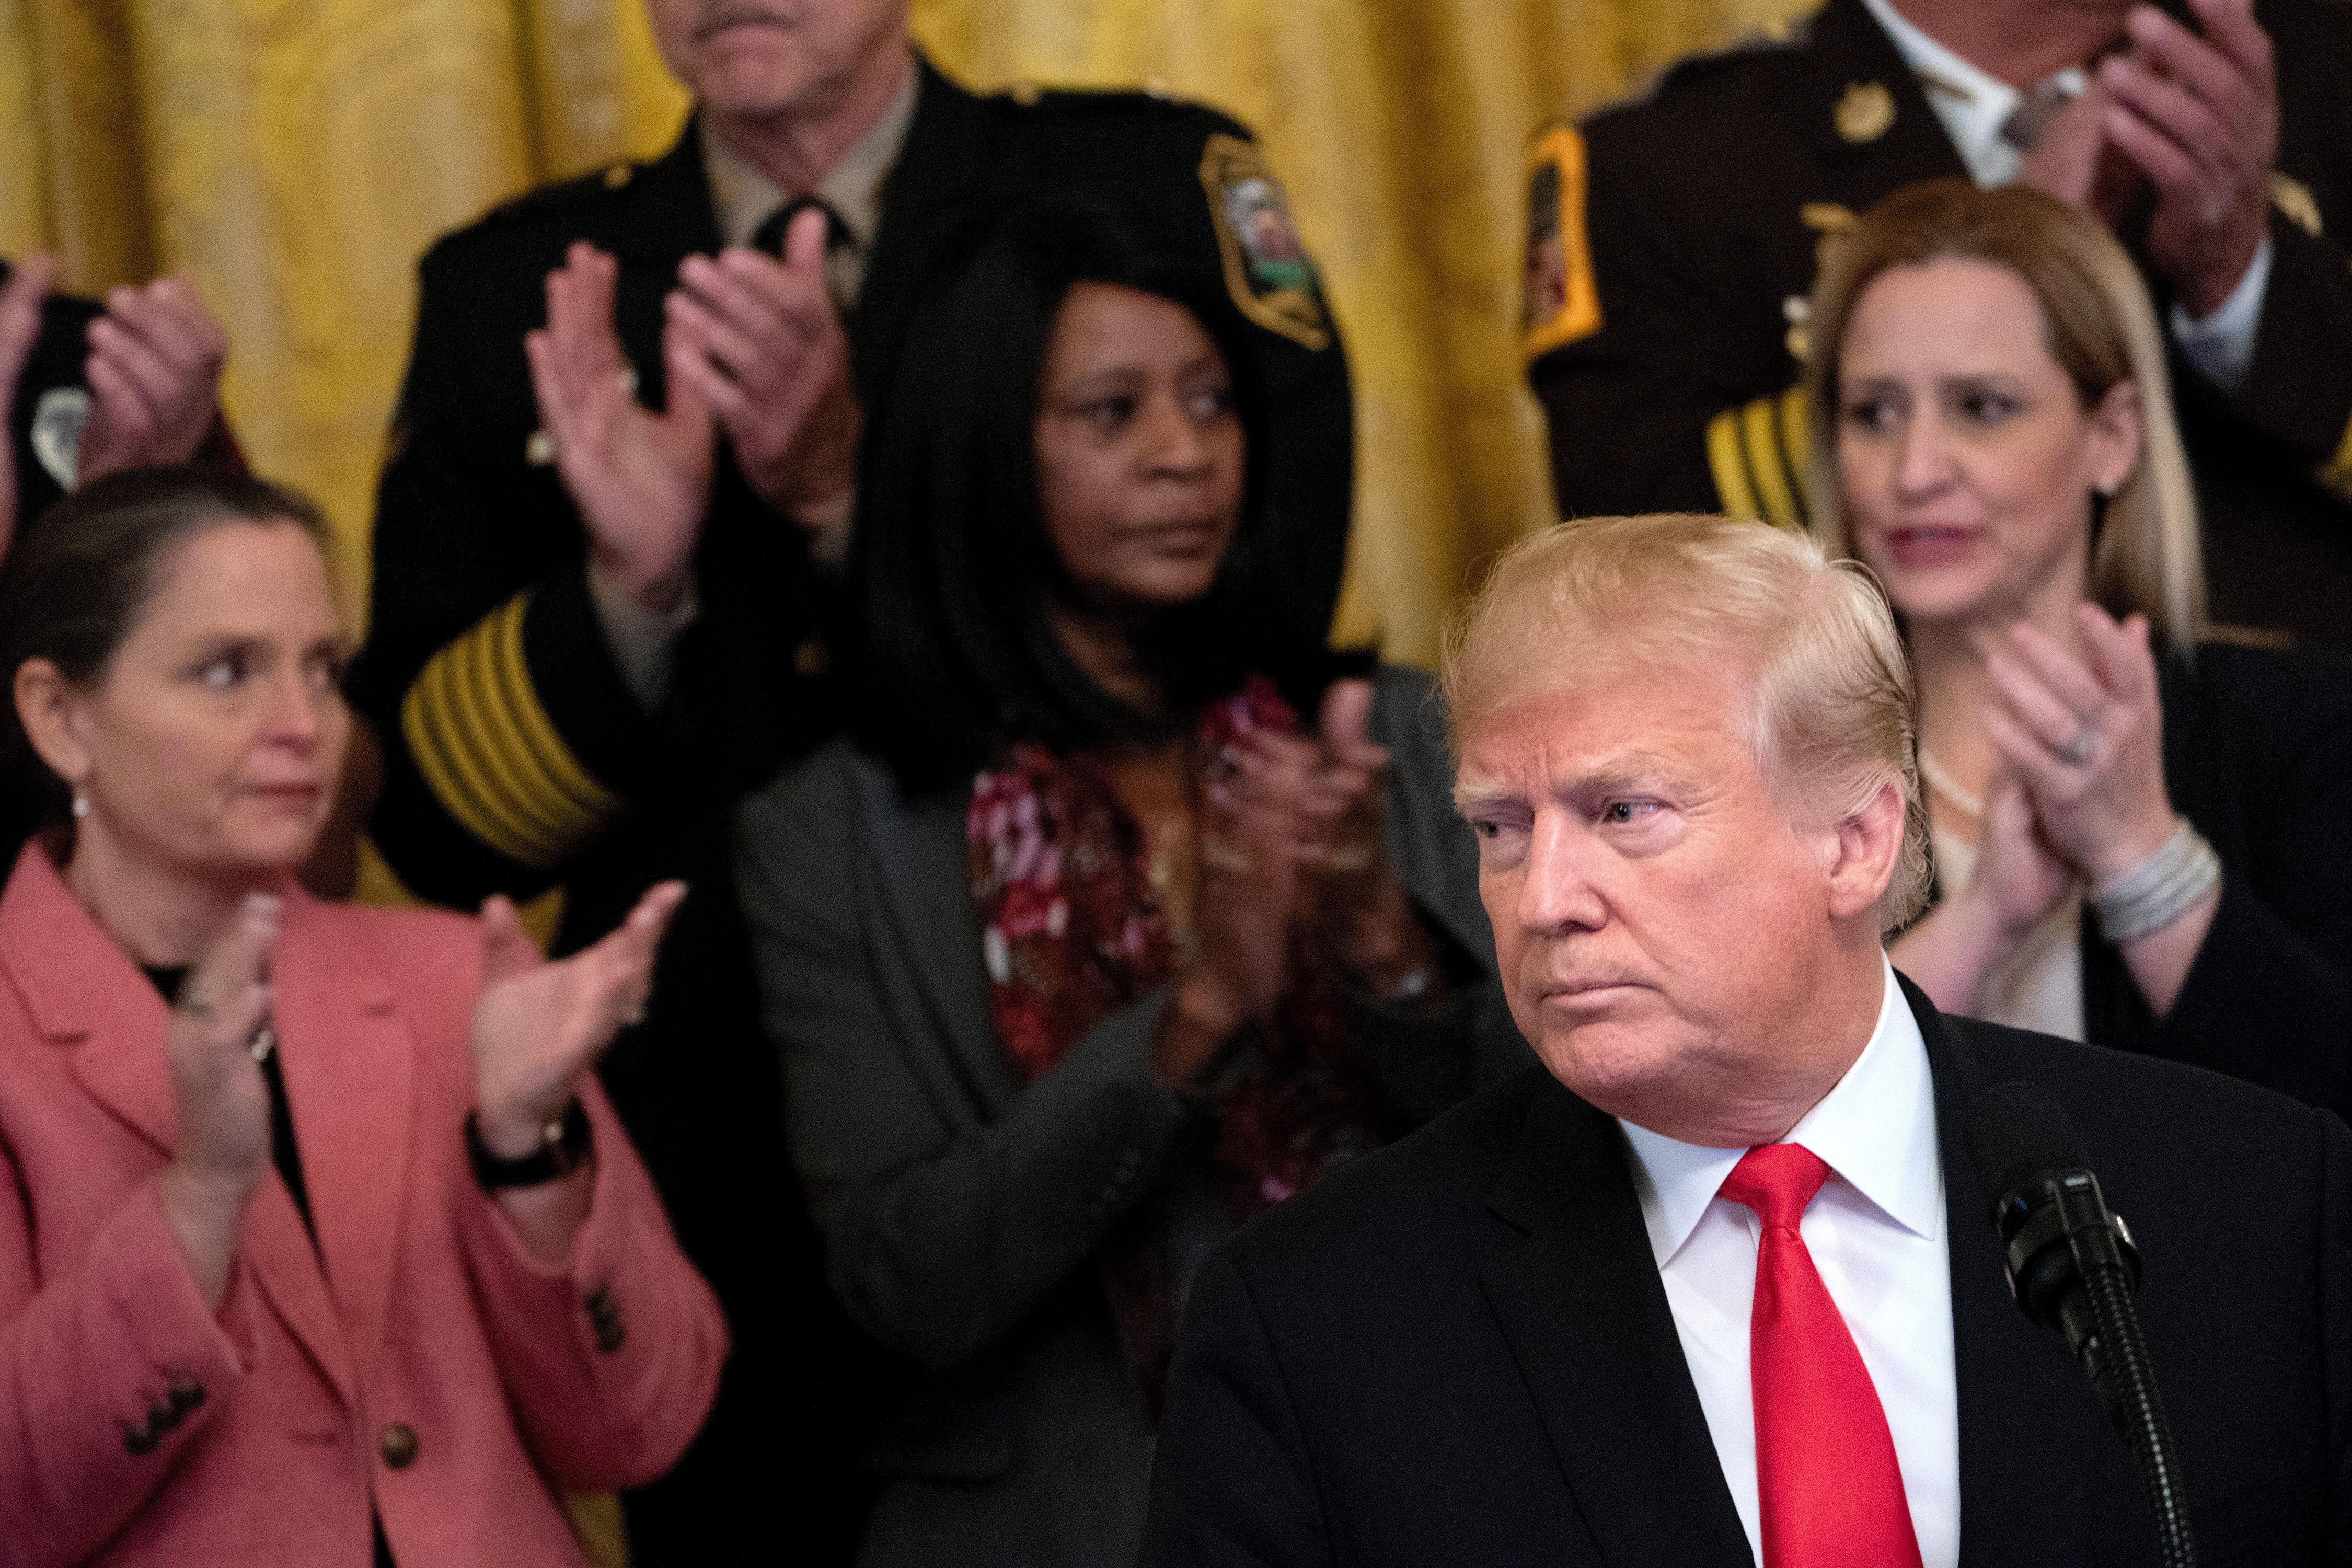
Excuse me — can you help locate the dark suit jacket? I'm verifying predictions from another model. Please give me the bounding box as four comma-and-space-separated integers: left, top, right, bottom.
350, 57, 1353, 1564
736, 668, 1531, 1568
1525, 0, 2352, 645
1145, 976, 2352, 1566
2073, 642, 2352, 1120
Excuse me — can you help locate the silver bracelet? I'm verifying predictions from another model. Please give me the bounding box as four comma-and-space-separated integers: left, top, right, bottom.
2090, 819, 2221, 942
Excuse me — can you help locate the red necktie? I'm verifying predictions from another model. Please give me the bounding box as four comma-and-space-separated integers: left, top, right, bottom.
1718, 1143, 1923, 1568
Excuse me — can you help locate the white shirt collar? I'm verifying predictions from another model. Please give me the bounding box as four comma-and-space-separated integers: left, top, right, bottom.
1858, 0, 2085, 189
1621, 955, 1941, 1265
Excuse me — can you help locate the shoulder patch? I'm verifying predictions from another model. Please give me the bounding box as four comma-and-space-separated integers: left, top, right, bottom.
1197, 134, 1331, 351
1520, 125, 1601, 360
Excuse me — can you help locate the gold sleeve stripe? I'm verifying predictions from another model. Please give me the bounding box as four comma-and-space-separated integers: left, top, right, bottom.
1707, 406, 1764, 522
400, 593, 619, 869
1740, 397, 1801, 527
478, 595, 614, 823
2320, 409, 2352, 503
1775, 383, 1812, 512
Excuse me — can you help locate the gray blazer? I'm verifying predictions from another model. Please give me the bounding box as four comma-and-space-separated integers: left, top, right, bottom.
734, 667, 1528, 1568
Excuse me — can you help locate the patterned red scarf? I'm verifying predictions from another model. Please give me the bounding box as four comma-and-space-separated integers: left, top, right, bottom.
966, 677, 1385, 1410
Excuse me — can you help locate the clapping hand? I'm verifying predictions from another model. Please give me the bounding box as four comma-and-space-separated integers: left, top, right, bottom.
157, 893, 281, 1307
77, 275, 228, 485
0, 254, 57, 560
665, 209, 861, 544
2097, 0, 2279, 320
525, 244, 714, 613
1982, 605, 2178, 889
469, 881, 685, 1161
1966, 771, 2074, 940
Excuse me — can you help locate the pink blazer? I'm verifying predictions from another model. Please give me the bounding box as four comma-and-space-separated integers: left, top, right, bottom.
0, 843, 728, 1567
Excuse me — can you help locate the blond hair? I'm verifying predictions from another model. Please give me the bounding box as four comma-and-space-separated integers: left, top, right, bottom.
1804, 179, 2204, 646
1442, 513, 1931, 930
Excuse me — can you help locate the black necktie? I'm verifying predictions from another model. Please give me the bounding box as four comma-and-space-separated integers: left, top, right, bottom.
751, 195, 850, 260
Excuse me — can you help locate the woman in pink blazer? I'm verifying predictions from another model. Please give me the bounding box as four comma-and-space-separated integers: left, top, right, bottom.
0, 467, 727, 1566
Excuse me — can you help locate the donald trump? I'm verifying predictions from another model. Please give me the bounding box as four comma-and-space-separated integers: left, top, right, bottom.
1143, 513, 2351, 1566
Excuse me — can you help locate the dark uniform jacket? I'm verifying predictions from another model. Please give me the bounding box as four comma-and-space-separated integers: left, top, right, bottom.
1523, 0, 2352, 643
1144, 978, 2352, 1566
347, 55, 1352, 1566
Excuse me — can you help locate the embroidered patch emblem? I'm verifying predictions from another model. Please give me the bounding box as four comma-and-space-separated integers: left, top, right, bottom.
31, 387, 87, 491
1835, 80, 1896, 144
1521, 125, 1602, 360
1198, 135, 1331, 351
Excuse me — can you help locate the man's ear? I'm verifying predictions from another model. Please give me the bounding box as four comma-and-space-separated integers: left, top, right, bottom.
14, 658, 90, 793
1826, 776, 1905, 923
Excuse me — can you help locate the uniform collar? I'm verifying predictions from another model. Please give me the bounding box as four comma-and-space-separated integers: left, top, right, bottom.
1858, 0, 2085, 188
1620, 954, 1942, 1265
698, 65, 921, 305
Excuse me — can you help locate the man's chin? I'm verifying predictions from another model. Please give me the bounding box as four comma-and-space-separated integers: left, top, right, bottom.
693, 50, 821, 119
1526, 1016, 1690, 1114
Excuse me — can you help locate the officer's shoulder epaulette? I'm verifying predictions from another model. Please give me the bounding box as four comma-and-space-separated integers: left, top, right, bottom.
991, 79, 1248, 139
436, 159, 644, 254
1582, 15, 1816, 126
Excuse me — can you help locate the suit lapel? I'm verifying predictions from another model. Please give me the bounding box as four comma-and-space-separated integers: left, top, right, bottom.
0, 849, 362, 1404
269, 893, 411, 1404
851, 762, 1018, 1116
1479, 1079, 1755, 1567
0, 846, 183, 1155
1907, 980, 2105, 1563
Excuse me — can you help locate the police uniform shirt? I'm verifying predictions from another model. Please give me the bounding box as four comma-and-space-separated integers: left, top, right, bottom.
595, 71, 919, 705
1860, 0, 2268, 391
698, 64, 917, 307
1520, 0, 2352, 644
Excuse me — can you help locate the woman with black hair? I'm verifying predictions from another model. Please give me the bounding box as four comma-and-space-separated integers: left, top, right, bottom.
736, 200, 1524, 1567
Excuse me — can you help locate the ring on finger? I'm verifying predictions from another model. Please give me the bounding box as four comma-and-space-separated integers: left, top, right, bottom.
2057, 727, 2097, 767
178, 989, 216, 1020
1202, 840, 1253, 876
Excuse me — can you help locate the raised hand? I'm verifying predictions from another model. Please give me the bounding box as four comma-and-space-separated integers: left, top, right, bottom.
0, 254, 57, 560
1298, 679, 1446, 1002
1984, 606, 2178, 887
2097, 0, 2279, 320
1967, 771, 2074, 939
1156, 731, 1318, 1087
157, 892, 280, 1307
469, 881, 685, 1160
665, 209, 861, 545
524, 244, 714, 613
2015, 81, 2143, 229
77, 274, 229, 484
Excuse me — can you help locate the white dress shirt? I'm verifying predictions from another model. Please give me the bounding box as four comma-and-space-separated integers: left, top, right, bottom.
1619, 957, 1960, 1568
1859, 0, 2269, 391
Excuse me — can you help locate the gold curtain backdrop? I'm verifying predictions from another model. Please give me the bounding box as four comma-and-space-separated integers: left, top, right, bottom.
1, 0, 1811, 664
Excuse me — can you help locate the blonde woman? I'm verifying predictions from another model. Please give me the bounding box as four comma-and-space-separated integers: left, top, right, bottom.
1807, 178, 2351, 1116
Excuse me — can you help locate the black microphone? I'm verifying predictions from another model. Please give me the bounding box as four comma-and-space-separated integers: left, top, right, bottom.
1964, 1082, 2198, 1568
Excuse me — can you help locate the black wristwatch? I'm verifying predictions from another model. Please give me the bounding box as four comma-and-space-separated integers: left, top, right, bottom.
466, 1100, 592, 1190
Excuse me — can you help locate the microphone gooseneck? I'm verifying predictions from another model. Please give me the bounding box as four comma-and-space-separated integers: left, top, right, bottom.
1963, 1082, 2197, 1568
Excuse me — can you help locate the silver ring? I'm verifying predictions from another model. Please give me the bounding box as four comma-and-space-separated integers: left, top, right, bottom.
2058, 728, 2096, 767
178, 990, 216, 1020
619, 1001, 647, 1028
1201, 841, 1253, 876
